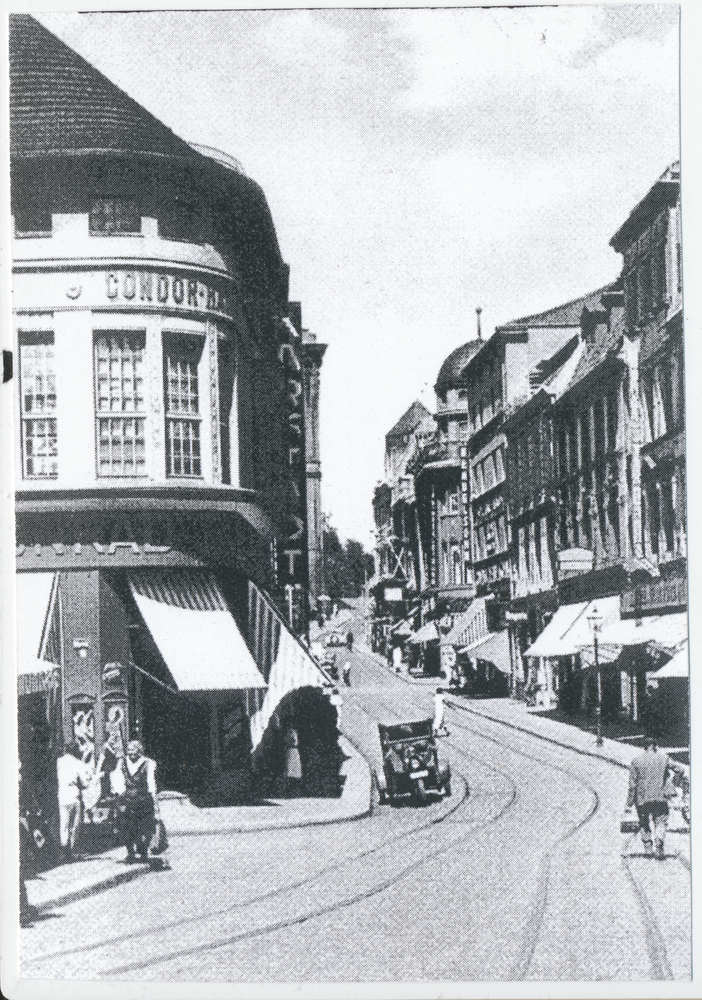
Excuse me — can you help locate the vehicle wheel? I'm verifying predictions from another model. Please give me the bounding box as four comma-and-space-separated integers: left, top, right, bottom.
415, 778, 429, 804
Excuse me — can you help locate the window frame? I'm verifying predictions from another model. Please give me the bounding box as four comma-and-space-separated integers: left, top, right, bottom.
94, 331, 148, 479
163, 332, 205, 479
18, 331, 58, 479
89, 197, 142, 236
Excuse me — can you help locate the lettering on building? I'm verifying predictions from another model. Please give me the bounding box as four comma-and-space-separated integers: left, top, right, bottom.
105, 270, 230, 316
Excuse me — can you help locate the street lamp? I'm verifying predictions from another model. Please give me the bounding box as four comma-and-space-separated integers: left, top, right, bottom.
587, 605, 603, 747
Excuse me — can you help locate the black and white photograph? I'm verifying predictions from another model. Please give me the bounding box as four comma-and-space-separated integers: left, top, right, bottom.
2, 4, 695, 996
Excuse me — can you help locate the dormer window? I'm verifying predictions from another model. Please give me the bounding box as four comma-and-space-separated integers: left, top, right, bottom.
90, 197, 141, 235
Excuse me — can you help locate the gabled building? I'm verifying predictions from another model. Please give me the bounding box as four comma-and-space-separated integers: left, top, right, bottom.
11, 14, 330, 811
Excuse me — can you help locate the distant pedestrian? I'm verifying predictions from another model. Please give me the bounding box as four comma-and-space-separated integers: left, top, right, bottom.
56, 741, 90, 863
626, 736, 688, 858
284, 727, 302, 797
342, 661, 351, 687
392, 646, 403, 674
433, 688, 448, 736
119, 740, 160, 863
346, 630, 354, 651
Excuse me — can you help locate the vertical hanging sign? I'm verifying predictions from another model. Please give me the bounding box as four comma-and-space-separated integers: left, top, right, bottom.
277, 316, 309, 634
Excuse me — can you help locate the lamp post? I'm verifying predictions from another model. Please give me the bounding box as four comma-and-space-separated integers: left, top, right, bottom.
587, 606, 603, 747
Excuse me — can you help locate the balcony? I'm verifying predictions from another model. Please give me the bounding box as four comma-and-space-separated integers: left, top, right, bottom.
410, 437, 462, 475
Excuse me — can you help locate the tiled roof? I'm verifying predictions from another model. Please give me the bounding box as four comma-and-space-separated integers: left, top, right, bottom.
498, 284, 617, 331
10, 13, 197, 160
387, 400, 433, 440
435, 339, 484, 391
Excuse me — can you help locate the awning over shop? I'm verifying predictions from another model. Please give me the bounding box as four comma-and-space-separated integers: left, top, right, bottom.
129, 572, 266, 693
652, 641, 688, 678
461, 630, 511, 674
444, 598, 488, 648
409, 621, 439, 644
595, 612, 688, 652
524, 597, 620, 658
248, 582, 329, 751
391, 619, 414, 636
16, 572, 61, 695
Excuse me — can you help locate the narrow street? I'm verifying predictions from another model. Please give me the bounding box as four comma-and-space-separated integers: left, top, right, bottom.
21, 626, 691, 983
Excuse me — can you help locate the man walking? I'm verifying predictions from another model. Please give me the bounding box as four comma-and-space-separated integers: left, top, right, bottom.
626, 736, 687, 859
120, 740, 160, 862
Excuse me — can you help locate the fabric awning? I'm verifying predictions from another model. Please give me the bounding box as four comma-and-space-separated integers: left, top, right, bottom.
652, 642, 688, 678
391, 619, 414, 636
595, 612, 688, 652
444, 598, 488, 647
248, 582, 329, 752
461, 630, 511, 674
524, 597, 620, 658
16, 572, 61, 693
409, 621, 439, 644
129, 572, 266, 692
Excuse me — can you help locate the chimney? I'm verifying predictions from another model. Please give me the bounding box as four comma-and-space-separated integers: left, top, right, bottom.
476, 307, 483, 341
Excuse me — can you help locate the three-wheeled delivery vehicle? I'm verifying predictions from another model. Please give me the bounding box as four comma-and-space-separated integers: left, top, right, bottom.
377, 719, 451, 804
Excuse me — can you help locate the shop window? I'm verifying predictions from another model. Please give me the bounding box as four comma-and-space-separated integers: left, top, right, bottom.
19, 332, 58, 479
164, 335, 203, 477
495, 445, 504, 482
90, 197, 141, 235
95, 332, 146, 477
14, 200, 52, 236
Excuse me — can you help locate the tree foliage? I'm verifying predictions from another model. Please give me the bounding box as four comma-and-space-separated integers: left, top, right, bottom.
322, 526, 374, 599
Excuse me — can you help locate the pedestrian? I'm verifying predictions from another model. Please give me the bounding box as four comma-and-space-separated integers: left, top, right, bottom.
392, 645, 403, 674
625, 735, 688, 859
342, 661, 351, 687
284, 727, 302, 797
56, 741, 90, 863
119, 740, 160, 863
433, 688, 448, 736
346, 630, 354, 652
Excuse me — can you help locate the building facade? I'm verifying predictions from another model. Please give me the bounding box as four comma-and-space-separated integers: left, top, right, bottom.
12, 14, 329, 812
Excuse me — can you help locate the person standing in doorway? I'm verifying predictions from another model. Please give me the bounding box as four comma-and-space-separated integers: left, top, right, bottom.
284, 727, 302, 797
120, 740, 160, 863
56, 741, 90, 863
626, 736, 688, 858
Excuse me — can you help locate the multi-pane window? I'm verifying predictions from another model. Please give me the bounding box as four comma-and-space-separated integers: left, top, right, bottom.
164, 335, 203, 477
90, 198, 141, 235
19, 333, 57, 478
95, 333, 146, 477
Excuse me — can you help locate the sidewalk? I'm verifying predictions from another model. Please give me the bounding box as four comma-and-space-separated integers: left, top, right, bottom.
25, 735, 372, 917
159, 735, 371, 835
444, 695, 690, 775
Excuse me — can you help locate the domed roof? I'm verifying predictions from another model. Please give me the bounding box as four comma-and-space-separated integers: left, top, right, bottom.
10, 14, 197, 160
435, 338, 484, 392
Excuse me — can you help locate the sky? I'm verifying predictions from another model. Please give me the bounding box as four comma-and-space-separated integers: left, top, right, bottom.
35, 6, 680, 550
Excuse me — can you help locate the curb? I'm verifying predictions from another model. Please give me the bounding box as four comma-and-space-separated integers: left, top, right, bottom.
165, 736, 373, 836
34, 862, 150, 914
445, 698, 631, 770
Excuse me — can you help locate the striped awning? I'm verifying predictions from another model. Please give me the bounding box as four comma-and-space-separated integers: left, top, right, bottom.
461, 630, 511, 674
444, 598, 488, 648
409, 621, 439, 644
248, 582, 329, 751
129, 572, 266, 692
16, 572, 61, 695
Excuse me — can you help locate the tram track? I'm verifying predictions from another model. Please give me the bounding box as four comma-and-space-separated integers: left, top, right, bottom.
25, 687, 683, 982
84, 711, 598, 979
447, 702, 677, 982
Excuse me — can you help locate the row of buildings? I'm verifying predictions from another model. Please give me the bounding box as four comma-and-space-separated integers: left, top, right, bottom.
372, 161, 688, 741
11, 14, 332, 817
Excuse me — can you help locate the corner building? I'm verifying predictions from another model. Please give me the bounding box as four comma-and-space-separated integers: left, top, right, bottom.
12, 15, 329, 808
